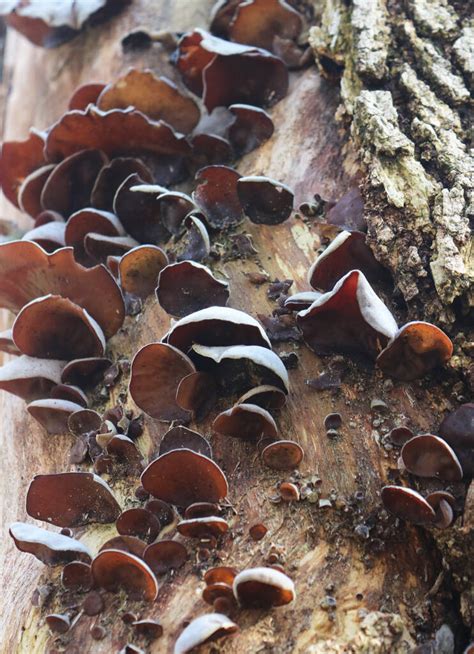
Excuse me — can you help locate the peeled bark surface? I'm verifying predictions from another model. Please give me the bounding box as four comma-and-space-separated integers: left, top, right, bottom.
0, 1, 472, 653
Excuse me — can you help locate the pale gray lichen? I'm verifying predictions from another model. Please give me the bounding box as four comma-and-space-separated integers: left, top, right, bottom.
406, 0, 459, 40
403, 20, 470, 105
452, 25, 474, 89
351, 0, 390, 81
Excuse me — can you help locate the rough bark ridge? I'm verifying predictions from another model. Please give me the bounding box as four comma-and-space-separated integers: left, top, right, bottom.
310, 0, 473, 335
0, 1, 472, 653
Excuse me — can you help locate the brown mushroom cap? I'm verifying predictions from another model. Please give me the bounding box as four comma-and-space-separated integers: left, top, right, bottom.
229, 0, 303, 51
143, 540, 188, 576
174, 613, 238, 654
210, 0, 242, 36
45, 105, 191, 165
26, 472, 121, 527
0, 129, 46, 208
400, 434, 463, 481
438, 403, 474, 477
176, 371, 217, 421
280, 482, 300, 501
261, 440, 304, 470
237, 384, 286, 410
388, 426, 414, 447
156, 191, 196, 236
177, 516, 229, 539
84, 233, 139, 264
141, 449, 228, 507
65, 208, 125, 265
113, 173, 171, 245
12, 295, 106, 360
233, 566, 295, 607
157, 261, 229, 318
97, 69, 200, 134
184, 502, 220, 519
116, 508, 161, 544
18, 164, 55, 218
99, 535, 147, 559
61, 561, 93, 590
68, 82, 106, 111
159, 426, 213, 459
190, 343, 288, 394
9, 521, 92, 566
381, 485, 436, 525
237, 175, 294, 225
41, 149, 108, 217
129, 342, 195, 422
46, 613, 71, 634
61, 356, 112, 388
178, 213, 211, 262
91, 549, 158, 601
228, 103, 274, 155
204, 566, 238, 586
192, 165, 244, 228
191, 133, 233, 169
202, 583, 235, 605
177, 29, 288, 111
51, 383, 88, 407
249, 523, 268, 541
425, 491, 456, 529
166, 306, 271, 353
0, 241, 125, 338
308, 231, 387, 292
376, 321, 453, 381
297, 270, 398, 358
27, 398, 86, 434
213, 403, 278, 440
0, 355, 65, 402
91, 156, 153, 211
119, 245, 169, 299
132, 619, 163, 640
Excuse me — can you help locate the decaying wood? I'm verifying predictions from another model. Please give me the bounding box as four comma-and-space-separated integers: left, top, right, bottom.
0, 1, 472, 653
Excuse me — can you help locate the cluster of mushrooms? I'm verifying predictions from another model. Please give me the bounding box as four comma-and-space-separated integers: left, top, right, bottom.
0, 0, 471, 651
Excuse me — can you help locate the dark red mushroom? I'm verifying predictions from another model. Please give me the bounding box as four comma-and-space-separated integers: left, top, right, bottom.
177, 516, 229, 539
159, 426, 213, 459
237, 385, 286, 410
185, 502, 220, 519
400, 434, 463, 481
228, 104, 274, 155
213, 403, 278, 441
233, 566, 295, 607
12, 295, 105, 360
141, 449, 228, 507
376, 322, 453, 380
228, 0, 303, 52
18, 164, 55, 218
27, 398, 86, 434
425, 491, 456, 529
0, 129, 46, 208
143, 540, 188, 576
438, 403, 474, 476
204, 566, 238, 586
51, 383, 88, 407
388, 426, 414, 447
61, 560, 93, 590
61, 357, 112, 389
192, 165, 244, 228
249, 523, 268, 541
178, 213, 211, 262
156, 261, 229, 318
91, 549, 158, 601
381, 485, 436, 525
64, 208, 125, 265
9, 522, 92, 566
119, 245, 169, 299
297, 270, 398, 358
237, 176, 294, 225
176, 371, 217, 422
91, 156, 153, 211
156, 191, 196, 236
129, 342, 195, 422
46, 614, 70, 634
261, 440, 304, 470
116, 508, 161, 544
174, 613, 238, 654
26, 472, 121, 527
99, 535, 147, 559
132, 619, 163, 640
68, 82, 106, 111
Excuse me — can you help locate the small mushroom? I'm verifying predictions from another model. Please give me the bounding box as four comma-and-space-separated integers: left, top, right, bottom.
61, 357, 112, 389
145, 499, 175, 527
297, 270, 398, 358
12, 295, 106, 360
324, 413, 342, 430
156, 261, 229, 317
18, 164, 55, 218
99, 535, 147, 559
68, 409, 102, 436
0, 355, 65, 401
233, 566, 295, 607
9, 522, 92, 566
279, 482, 300, 501
400, 434, 463, 481
425, 491, 456, 529
0, 129, 46, 208
174, 613, 238, 654
116, 508, 161, 544
132, 619, 164, 640
165, 306, 271, 352
46, 614, 70, 634
203, 583, 235, 606
64, 208, 125, 265
84, 233, 139, 264
438, 403, 474, 477
176, 371, 217, 421
178, 213, 211, 262
144, 540, 188, 576
27, 398, 86, 434
376, 321, 453, 380
261, 440, 304, 470
51, 383, 88, 407
129, 343, 195, 422
141, 449, 228, 507
228, 0, 303, 52
185, 502, 220, 519
156, 191, 196, 236
388, 426, 414, 447
381, 486, 436, 525
119, 245, 169, 299
68, 82, 106, 111
213, 403, 278, 441
91, 549, 158, 601
97, 69, 200, 133
190, 133, 233, 168
237, 176, 294, 224
204, 566, 238, 586
237, 385, 286, 410
159, 426, 213, 459
177, 516, 229, 539
308, 231, 387, 292
249, 523, 268, 541
91, 156, 153, 211
228, 104, 274, 155
192, 165, 244, 228
61, 560, 93, 590
26, 472, 121, 527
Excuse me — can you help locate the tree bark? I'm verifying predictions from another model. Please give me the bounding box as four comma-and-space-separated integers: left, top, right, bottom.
0, 1, 472, 653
